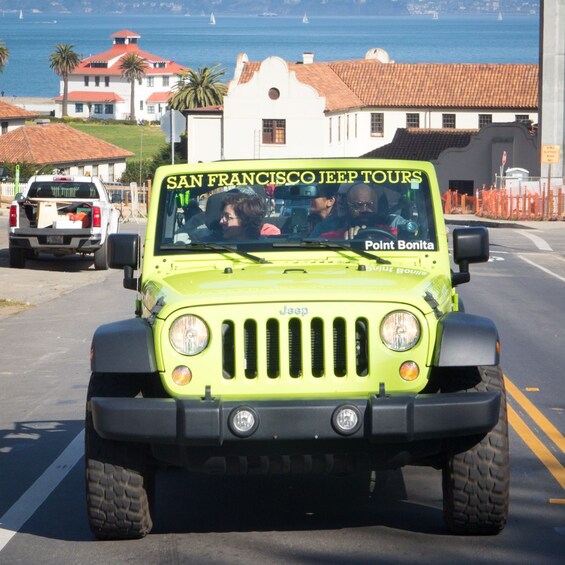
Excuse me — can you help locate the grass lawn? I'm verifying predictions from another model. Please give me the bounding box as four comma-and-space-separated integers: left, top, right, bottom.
68, 122, 167, 161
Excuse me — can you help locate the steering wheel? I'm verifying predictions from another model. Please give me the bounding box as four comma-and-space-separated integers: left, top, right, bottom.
354, 228, 397, 242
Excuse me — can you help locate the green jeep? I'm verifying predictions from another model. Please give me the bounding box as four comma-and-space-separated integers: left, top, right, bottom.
86, 158, 509, 539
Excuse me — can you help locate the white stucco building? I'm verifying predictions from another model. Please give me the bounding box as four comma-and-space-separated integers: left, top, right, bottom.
185, 50, 538, 163
55, 30, 186, 122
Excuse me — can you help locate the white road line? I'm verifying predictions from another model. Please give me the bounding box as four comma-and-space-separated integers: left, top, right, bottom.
0, 430, 84, 552
518, 254, 565, 283
516, 229, 553, 251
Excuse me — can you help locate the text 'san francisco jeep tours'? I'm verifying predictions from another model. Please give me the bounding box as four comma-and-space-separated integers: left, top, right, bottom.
86, 158, 509, 539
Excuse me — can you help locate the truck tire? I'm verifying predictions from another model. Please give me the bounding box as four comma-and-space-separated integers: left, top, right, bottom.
93, 241, 109, 270
440, 365, 509, 535
9, 246, 26, 269
85, 373, 155, 539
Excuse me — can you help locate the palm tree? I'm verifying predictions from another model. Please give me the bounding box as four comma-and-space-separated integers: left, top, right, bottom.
0, 39, 10, 74
169, 65, 227, 111
119, 53, 147, 122
49, 44, 80, 117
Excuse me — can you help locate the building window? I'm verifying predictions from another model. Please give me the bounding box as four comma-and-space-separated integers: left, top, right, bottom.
442, 113, 456, 128
147, 105, 155, 114
479, 114, 492, 127
92, 164, 99, 177
1, 121, 8, 134
78, 166, 84, 176
147, 76, 154, 87
104, 104, 113, 115
93, 104, 103, 114
139, 101, 144, 111
370, 113, 384, 137
95, 76, 100, 87
75, 103, 84, 113
163, 76, 170, 87
108, 163, 115, 183
406, 113, 420, 128
105, 76, 110, 87
268, 87, 280, 100
262, 119, 286, 144
84, 76, 89, 87
515, 114, 530, 123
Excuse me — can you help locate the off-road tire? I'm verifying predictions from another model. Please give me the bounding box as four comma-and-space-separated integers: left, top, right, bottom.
85, 373, 154, 540
93, 241, 108, 270
440, 365, 509, 535
9, 246, 26, 268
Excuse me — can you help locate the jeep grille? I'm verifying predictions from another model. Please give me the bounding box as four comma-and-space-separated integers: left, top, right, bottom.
221, 317, 369, 380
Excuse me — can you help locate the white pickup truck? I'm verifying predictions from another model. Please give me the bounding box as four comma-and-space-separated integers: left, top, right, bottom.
8, 174, 120, 270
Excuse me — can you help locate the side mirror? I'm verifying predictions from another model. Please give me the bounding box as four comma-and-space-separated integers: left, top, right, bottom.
15, 193, 27, 204
108, 233, 140, 290
452, 227, 489, 286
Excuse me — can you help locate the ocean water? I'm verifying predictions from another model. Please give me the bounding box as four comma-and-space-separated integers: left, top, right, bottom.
0, 12, 539, 99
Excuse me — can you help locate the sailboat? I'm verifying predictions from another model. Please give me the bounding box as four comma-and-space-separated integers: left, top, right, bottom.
497, 11, 503, 21
302, 13, 309, 24
210, 12, 216, 25
19, 9, 23, 20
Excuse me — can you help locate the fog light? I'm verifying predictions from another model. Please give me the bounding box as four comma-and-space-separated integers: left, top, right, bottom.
332, 405, 361, 435
172, 365, 192, 386
399, 361, 420, 381
229, 407, 259, 437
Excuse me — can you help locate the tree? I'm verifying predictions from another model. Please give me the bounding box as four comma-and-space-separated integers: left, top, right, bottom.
119, 53, 147, 122
169, 65, 227, 111
49, 44, 80, 117
0, 39, 9, 74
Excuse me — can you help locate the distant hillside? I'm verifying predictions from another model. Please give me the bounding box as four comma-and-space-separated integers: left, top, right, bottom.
0, 0, 539, 16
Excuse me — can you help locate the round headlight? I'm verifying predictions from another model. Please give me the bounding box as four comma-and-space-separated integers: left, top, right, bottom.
170, 315, 209, 355
380, 311, 420, 352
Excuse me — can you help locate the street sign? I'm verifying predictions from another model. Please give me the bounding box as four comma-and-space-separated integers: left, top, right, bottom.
160, 109, 185, 143
501, 151, 507, 166
541, 144, 561, 164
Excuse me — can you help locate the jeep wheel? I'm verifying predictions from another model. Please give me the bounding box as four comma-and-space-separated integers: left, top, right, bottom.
440, 365, 509, 535
93, 241, 108, 270
9, 246, 26, 269
85, 373, 155, 539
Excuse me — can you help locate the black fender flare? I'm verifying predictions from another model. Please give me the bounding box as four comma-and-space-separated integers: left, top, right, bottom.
433, 312, 499, 367
91, 318, 157, 374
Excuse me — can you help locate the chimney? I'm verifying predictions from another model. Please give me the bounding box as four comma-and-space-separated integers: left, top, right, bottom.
302, 52, 314, 64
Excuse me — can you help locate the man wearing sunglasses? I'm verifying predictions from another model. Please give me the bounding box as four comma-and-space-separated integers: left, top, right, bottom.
319, 183, 396, 240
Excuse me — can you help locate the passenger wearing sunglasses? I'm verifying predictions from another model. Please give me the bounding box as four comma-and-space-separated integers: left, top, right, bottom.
319, 183, 397, 240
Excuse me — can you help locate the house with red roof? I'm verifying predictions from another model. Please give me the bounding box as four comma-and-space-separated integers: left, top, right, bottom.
54, 30, 186, 121
0, 98, 38, 135
0, 123, 134, 181
185, 49, 538, 164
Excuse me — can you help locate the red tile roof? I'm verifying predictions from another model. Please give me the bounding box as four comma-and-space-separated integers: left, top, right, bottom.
238, 59, 538, 112
71, 30, 186, 77
0, 123, 134, 165
146, 92, 172, 103
0, 99, 38, 120
53, 91, 124, 103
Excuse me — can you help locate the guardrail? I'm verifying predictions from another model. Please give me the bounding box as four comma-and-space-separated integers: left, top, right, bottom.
443, 187, 565, 221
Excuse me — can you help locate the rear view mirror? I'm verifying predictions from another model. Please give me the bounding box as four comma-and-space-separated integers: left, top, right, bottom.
274, 185, 319, 199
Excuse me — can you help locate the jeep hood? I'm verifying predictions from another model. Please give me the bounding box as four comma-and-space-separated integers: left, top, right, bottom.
143, 263, 452, 319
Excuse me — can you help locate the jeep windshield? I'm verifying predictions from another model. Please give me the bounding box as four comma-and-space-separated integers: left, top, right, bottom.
156, 163, 438, 255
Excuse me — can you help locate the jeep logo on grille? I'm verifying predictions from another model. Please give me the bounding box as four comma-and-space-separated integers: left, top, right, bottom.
279, 305, 309, 316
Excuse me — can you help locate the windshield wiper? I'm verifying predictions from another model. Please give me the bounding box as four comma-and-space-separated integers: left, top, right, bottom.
161, 242, 270, 264
272, 240, 391, 265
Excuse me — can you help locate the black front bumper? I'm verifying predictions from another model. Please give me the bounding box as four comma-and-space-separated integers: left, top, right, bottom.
91, 392, 501, 446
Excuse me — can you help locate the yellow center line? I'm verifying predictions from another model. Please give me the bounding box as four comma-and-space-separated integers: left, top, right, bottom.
507, 404, 565, 491
504, 375, 565, 454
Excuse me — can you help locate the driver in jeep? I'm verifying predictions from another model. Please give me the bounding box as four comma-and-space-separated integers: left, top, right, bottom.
319, 183, 396, 240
